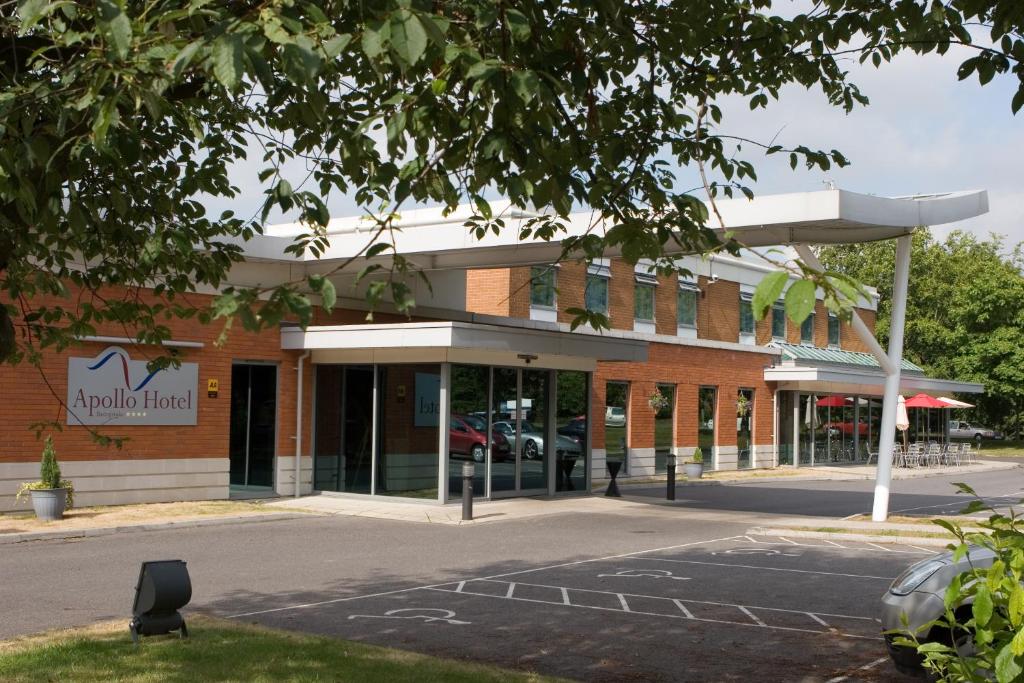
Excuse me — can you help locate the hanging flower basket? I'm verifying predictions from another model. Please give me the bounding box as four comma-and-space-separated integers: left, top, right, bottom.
649, 391, 671, 412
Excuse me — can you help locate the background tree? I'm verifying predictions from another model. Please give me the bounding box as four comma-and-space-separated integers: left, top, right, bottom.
818, 230, 1024, 437
1, 0, 1022, 383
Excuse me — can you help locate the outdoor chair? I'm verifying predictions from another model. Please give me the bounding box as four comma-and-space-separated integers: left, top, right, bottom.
924, 442, 944, 468
960, 442, 977, 465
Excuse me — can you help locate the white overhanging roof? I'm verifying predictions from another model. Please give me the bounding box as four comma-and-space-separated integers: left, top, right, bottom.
247, 188, 989, 272
281, 321, 647, 371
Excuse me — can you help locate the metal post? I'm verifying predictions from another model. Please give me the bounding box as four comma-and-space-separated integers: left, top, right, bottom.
666, 454, 676, 501
462, 462, 474, 521
873, 235, 912, 522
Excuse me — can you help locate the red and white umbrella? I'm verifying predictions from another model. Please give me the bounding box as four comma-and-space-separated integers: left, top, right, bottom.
815, 395, 850, 408
903, 393, 950, 408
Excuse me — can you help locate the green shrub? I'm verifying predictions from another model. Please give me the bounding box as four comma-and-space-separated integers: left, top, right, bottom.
898, 482, 1024, 681
40, 436, 60, 489
689, 447, 703, 464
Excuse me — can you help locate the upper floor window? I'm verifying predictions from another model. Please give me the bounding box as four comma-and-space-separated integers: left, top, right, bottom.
677, 283, 698, 328
634, 284, 655, 322
800, 312, 815, 345
739, 293, 755, 335
530, 266, 556, 308
585, 261, 610, 315
771, 302, 786, 340
828, 313, 841, 347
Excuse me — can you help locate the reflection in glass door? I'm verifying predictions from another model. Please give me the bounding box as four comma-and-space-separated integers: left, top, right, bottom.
520, 369, 549, 491
229, 364, 277, 489
449, 365, 490, 498
490, 368, 518, 494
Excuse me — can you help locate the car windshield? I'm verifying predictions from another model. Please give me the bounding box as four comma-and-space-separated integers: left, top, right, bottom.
462, 415, 486, 431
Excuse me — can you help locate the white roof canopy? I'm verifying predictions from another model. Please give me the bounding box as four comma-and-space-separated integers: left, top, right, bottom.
764, 364, 984, 396
248, 188, 989, 272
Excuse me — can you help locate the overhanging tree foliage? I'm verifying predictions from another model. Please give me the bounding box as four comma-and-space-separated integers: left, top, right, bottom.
818, 230, 1024, 437
1, 0, 1022, 373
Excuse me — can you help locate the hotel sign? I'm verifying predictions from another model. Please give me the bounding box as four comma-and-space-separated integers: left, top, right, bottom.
67, 346, 198, 426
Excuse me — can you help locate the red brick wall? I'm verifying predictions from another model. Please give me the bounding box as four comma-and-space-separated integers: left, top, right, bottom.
592, 343, 775, 450
842, 308, 877, 353
465, 269, 512, 317
697, 277, 740, 343
556, 262, 586, 325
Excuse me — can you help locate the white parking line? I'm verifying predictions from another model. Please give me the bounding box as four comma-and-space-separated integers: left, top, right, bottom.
865, 542, 892, 552
224, 534, 745, 619
744, 535, 930, 555
737, 606, 766, 627
425, 579, 877, 640
630, 557, 894, 581
806, 612, 829, 627
825, 656, 889, 683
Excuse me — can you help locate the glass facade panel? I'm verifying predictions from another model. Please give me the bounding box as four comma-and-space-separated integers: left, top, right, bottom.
313, 365, 373, 493
737, 389, 753, 469
490, 368, 518, 494
585, 274, 609, 315
654, 384, 674, 473
777, 391, 795, 465
771, 303, 786, 339
530, 266, 556, 307
375, 364, 440, 498
677, 287, 697, 327
828, 314, 841, 347
801, 314, 814, 344
798, 394, 814, 465
520, 369, 550, 490
229, 364, 277, 488
605, 382, 628, 474
556, 371, 588, 492
448, 365, 490, 498
635, 284, 655, 321
698, 387, 716, 470
739, 296, 754, 334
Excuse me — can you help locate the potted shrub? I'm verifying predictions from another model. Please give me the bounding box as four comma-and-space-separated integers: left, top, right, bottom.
684, 447, 704, 479
16, 436, 74, 521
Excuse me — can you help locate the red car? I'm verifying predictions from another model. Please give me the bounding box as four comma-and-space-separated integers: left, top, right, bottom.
450, 414, 511, 463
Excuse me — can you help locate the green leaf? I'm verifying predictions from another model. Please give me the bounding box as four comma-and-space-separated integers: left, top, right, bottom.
996, 642, 1024, 683
511, 70, 539, 104
320, 278, 336, 311
323, 33, 353, 58
97, 0, 132, 60
361, 26, 385, 59
390, 9, 428, 66
974, 585, 994, 626
784, 279, 816, 325
1012, 585, 1024, 629
752, 271, 788, 319
505, 9, 531, 41
213, 34, 244, 90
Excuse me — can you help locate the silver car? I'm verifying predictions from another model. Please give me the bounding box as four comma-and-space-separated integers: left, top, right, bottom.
492, 420, 583, 460
881, 546, 995, 676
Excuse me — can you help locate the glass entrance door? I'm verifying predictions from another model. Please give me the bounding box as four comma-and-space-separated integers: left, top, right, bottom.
229, 363, 277, 489
488, 367, 552, 496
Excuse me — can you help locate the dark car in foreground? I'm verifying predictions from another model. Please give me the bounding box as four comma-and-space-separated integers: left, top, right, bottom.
881, 546, 995, 676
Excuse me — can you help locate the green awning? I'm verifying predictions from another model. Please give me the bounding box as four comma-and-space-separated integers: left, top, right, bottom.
770, 342, 924, 374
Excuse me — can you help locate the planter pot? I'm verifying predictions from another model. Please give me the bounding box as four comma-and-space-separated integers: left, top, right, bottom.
30, 488, 68, 521
683, 463, 704, 480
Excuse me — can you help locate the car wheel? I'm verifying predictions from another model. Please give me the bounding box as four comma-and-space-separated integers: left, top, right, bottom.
524, 440, 538, 460
471, 444, 485, 463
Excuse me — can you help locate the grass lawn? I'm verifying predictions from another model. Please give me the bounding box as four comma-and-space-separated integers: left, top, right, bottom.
974, 439, 1024, 457
0, 615, 561, 683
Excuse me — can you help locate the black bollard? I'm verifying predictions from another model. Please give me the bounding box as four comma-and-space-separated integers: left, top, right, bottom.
461, 462, 474, 521
666, 454, 676, 501
605, 461, 622, 497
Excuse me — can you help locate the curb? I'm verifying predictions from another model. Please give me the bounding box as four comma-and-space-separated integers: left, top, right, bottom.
749, 526, 955, 548
0, 512, 314, 546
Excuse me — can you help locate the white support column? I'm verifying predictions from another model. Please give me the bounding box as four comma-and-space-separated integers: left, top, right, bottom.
873, 235, 912, 521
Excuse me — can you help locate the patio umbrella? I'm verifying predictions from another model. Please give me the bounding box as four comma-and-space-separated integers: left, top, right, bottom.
938, 396, 975, 408
904, 393, 950, 408
815, 395, 850, 407
897, 395, 910, 448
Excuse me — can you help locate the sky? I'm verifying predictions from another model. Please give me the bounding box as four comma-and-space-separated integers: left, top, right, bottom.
217, 39, 1022, 248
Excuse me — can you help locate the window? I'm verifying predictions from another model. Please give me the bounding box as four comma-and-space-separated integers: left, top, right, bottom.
605, 381, 629, 474
698, 387, 716, 470
800, 313, 814, 345
585, 274, 609, 315
530, 266, 556, 308
828, 313, 841, 347
739, 293, 755, 335
634, 284, 655, 322
771, 302, 786, 340
677, 284, 697, 328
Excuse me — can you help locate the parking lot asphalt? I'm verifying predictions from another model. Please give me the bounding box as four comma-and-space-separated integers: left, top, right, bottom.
226, 534, 921, 682
627, 466, 1024, 518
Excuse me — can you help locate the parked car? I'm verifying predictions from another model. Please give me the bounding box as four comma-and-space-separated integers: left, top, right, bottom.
881, 545, 996, 677
449, 414, 511, 463
557, 416, 587, 441
605, 407, 626, 427
948, 420, 1003, 441
492, 420, 583, 460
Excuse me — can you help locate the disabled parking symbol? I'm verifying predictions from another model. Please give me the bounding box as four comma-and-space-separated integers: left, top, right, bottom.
347, 608, 471, 625
597, 568, 691, 581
